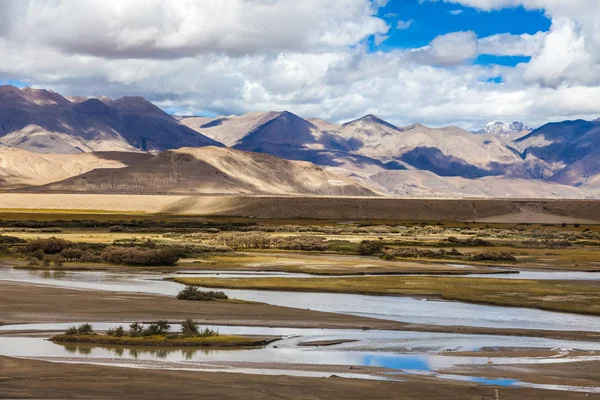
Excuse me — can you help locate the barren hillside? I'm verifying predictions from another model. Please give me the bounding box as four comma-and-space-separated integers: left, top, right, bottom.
0, 147, 151, 189
29, 147, 376, 196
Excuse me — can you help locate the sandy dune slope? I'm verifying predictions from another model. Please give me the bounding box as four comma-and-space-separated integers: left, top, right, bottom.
28, 147, 376, 196
0, 147, 151, 188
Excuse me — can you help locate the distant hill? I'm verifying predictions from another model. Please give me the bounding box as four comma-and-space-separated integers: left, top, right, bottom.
29, 146, 376, 196
0, 147, 151, 188
181, 111, 403, 176
0, 85, 223, 153
516, 119, 600, 189
369, 170, 593, 199
184, 112, 527, 179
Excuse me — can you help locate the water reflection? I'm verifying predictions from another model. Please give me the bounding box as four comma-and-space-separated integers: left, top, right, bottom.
56, 343, 218, 361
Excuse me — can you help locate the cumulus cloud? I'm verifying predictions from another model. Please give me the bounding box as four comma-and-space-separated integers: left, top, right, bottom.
439, 0, 600, 87
397, 19, 415, 30
411, 31, 479, 66
0, 0, 388, 58
0, 0, 599, 130
478, 32, 546, 56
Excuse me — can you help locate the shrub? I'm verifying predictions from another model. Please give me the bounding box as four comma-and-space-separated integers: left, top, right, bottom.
129, 322, 144, 336
26, 256, 40, 266
144, 320, 171, 335
198, 327, 219, 338
446, 237, 492, 246
358, 240, 385, 256
65, 326, 78, 335
107, 326, 125, 337
0, 235, 25, 244
79, 250, 104, 263
52, 256, 66, 267
76, 323, 94, 335
60, 248, 84, 262
177, 286, 228, 301
180, 319, 200, 336
100, 247, 180, 266
26, 237, 71, 255
470, 252, 517, 262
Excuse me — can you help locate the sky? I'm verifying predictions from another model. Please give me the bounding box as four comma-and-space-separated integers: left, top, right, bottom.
1, 0, 599, 130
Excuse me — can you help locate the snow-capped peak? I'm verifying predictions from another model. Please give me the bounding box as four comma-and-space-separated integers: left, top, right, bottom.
477, 121, 531, 136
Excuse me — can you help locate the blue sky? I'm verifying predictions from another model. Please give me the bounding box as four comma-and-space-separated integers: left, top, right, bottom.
374, 0, 550, 67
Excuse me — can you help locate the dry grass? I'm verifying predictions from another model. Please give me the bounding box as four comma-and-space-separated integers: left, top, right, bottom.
175, 276, 600, 316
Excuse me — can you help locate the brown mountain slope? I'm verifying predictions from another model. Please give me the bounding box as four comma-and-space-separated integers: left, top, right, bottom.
29, 147, 376, 196
0, 85, 223, 153
0, 147, 152, 189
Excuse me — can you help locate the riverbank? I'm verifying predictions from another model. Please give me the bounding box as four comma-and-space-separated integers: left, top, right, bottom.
1, 356, 595, 400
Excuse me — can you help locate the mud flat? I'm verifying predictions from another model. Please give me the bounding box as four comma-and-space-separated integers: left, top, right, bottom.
1, 193, 600, 223
450, 360, 600, 389
1, 356, 595, 400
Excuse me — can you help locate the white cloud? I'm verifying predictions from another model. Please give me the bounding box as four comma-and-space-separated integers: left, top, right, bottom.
414, 31, 479, 66
397, 19, 415, 30
478, 32, 546, 56
374, 34, 390, 46
0, 0, 389, 58
449, 10, 464, 15
0, 0, 599, 130
437, 0, 600, 87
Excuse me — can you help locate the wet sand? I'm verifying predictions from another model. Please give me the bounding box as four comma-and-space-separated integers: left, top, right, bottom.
2, 356, 597, 399
451, 360, 600, 389
3, 281, 600, 342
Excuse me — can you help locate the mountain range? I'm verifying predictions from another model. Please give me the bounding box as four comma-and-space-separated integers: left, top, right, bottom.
1, 85, 599, 198
0, 85, 221, 153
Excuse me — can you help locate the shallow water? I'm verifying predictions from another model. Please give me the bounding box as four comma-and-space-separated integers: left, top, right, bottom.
176, 268, 600, 281
2, 266, 600, 332
5, 322, 600, 353
2, 331, 599, 393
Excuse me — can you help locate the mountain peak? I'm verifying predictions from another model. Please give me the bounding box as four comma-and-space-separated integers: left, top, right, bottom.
0, 85, 70, 107
109, 96, 171, 119
342, 114, 400, 131
477, 121, 531, 136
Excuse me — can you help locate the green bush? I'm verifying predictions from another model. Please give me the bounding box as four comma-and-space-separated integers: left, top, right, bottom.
470, 252, 517, 262
129, 322, 144, 336
0, 235, 25, 244
180, 319, 200, 336
198, 327, 219, 338
358, 240, 385, 255
26, 237, 71, 255
446, 237, 492, 246
76, 323, 94, 335
107, 326, 125, 337
177, 286, 228, 301
65, 326, 78, 335
100, 247, 180, 266
144, 320, 171, 335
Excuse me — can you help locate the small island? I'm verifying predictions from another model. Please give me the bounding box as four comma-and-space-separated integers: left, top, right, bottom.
50, 321, 279, 348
